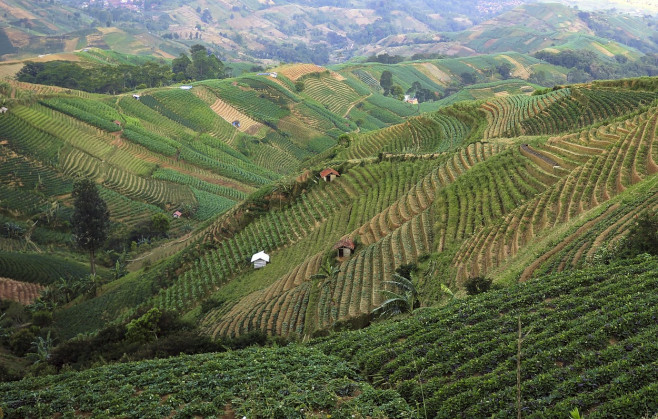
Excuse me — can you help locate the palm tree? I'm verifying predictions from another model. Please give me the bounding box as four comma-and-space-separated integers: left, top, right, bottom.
372, 273, 419, 318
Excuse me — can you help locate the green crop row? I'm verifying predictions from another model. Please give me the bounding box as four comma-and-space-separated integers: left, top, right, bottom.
151, 168, 246, 200
0, 251, 90, 285
121, 127, 178, 156
0, 111, 63, 162
314, 255, 658, 418
192, 188, 236, 221
0, 345, 413, 418
40, 98, 122, 132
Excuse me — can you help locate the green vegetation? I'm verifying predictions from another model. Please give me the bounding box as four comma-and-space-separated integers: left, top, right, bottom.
4, 24, 658, 415
0, 345, 413, 418
2, 257, 657, 418
315, 255, 658, 418
71, 179, 110, 276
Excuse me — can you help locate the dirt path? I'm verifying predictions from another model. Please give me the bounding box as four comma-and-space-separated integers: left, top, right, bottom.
343, 93, 371, 118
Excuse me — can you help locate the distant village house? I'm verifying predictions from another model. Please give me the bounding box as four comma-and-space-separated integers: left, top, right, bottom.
320, 168, 340, 182
404, 95, 418, 105
251, 251, 270, 269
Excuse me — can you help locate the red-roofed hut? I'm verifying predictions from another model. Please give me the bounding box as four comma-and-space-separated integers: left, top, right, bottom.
320, 168, 340, 182
334, 237, 355, 258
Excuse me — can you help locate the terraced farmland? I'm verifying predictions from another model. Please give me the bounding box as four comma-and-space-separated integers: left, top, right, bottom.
302, 75, 361, 116
200, 142, 507, 338
481, 87, 658, 139
315, 255, 658, 418
340, 111, 469, 159
520, 88, 658, 136
454, 106, 658, 283
276, 63, 326, 81
209, 97, 264, 136
481, 88, 570, 138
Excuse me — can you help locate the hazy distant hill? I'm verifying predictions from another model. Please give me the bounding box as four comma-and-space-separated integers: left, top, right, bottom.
2, 0, 657, 66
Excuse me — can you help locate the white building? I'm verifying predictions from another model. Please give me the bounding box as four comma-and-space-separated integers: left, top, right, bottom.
251, 251, 270, 269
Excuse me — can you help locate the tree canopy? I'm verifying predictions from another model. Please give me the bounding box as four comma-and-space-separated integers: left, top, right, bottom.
71, 179, 110, 275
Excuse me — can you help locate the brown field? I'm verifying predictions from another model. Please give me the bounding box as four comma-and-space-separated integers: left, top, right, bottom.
210, 97, 264, 136
0, 277, 44, 305
499, 54, 531, 79
275, 63, 326, 81
0, 0, 34, 20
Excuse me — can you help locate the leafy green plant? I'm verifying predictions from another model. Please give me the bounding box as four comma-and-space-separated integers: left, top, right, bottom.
372, 273, 419, 317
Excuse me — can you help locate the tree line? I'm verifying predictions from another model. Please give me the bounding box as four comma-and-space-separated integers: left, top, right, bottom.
16, 45, 226, 94
534, 49, 658, 83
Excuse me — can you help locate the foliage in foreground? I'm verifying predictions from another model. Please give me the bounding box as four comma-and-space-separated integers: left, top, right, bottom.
0, 346, 413, 418
2, 256, 657, 418
314, 255, 658, 418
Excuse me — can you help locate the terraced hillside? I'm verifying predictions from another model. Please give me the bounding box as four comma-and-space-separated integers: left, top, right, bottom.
454, 106, 658, 284
41, 79, 658, 343
315, 255, 658, 418
164, 82, 658, 341
481, 86, 658, 138
2, 256, 656, 418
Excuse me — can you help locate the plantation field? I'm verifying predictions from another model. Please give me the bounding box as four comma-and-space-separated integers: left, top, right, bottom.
0, 345, 412, 418
275, 63, 326, 81
186, 78, 658, 342
3, 257, 656, 418
454, 105, 658, 284
0, 251, 91, 285
200, 142, 507, 338
315, 255, 658, 418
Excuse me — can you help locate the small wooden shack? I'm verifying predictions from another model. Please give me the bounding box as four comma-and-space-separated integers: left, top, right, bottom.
320, 168, 340, 182
173, 210, 182, 219
251, 251, 270, 269
334, 238, 355, 258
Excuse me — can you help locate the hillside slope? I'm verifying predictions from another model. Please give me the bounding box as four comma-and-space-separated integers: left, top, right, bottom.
2, 255, 657, 418
31, 78, 658, 341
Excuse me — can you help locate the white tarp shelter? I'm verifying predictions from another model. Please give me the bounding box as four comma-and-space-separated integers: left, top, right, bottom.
251, 251, 270, 269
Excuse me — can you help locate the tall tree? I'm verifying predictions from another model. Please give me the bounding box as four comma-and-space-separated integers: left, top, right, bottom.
71, 179, 110, 276
172, 53, 191, 74
380, 70, 393, 95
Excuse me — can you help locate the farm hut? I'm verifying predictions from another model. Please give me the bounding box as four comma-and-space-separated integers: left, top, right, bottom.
0, 107, 7, 114
180, 85, 193, 90
132, 94, 140, 100
334, 238, 355, 258
232, 120, 241, 128
251, 251, 270, 269
173, 210, 182, 218
113, 120, 121, 126
320, 168, 340, 182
